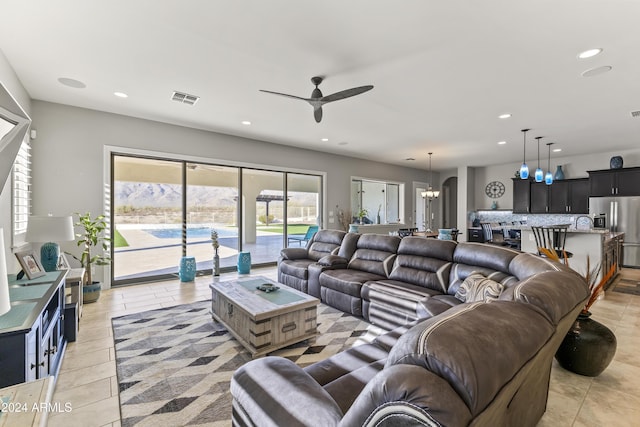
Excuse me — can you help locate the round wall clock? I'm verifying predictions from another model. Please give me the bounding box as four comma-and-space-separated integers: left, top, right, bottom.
485, 181, 505, 198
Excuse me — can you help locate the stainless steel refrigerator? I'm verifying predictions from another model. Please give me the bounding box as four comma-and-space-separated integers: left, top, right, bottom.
590, 197, 640, 268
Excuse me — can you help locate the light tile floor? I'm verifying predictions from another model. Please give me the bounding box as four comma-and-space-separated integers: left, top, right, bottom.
48, 267, 640, 426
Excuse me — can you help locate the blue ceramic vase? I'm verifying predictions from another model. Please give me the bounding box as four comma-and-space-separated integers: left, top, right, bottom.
610, 156, 623, 169
237, 251, 251, 274
179, 256, 196, 282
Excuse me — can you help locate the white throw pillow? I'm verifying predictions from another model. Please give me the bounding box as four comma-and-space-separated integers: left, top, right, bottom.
455, 273, 504, 303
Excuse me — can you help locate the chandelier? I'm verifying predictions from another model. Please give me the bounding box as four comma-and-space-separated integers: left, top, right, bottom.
421, 152, 440, 200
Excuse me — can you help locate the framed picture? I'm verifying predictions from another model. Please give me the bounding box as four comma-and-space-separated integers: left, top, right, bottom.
57, 253, 70, 270
15, 250, 46, 279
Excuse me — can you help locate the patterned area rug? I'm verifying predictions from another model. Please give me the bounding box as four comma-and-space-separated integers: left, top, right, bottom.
612, 278, 640, 296
112, 300, 382, 426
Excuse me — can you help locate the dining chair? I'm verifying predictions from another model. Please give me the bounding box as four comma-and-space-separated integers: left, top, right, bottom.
531, 225, 573, 260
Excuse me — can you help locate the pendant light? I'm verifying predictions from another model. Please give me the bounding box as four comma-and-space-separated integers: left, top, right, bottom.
534, 136, 544, 182
545, 142, 554, 185
421, 152, 440, 199
519, 129, 530, 179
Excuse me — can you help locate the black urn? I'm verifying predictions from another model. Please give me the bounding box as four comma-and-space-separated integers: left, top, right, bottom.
555, 311, 617, 377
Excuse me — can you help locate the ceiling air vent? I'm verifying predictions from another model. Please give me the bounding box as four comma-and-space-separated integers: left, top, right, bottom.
631, 110, 640, 118
171, 91, 200, 106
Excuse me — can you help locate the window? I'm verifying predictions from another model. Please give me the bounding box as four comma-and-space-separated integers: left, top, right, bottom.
351, 178, 403, 224
12, 137, 31, 246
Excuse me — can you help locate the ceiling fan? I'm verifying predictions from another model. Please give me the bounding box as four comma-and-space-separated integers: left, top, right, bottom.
260, 76, 373, 123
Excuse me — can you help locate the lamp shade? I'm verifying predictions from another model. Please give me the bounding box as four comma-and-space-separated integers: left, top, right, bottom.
25, 215, 75, 243
0, 228, 11, 316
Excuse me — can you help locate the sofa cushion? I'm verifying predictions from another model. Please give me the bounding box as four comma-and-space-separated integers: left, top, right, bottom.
385, 301, 555, 416
386, 237, 456, 293
305, 229, 346, 261
454, 273, 504, 303
320, 269, 386, 297
348, 234, 400, 277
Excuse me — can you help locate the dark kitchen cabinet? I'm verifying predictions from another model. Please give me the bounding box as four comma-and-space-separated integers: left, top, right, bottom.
512, 178, 531, 213
549, 178, 589, 214
589, 167, 640, 197
530, 182, 549, 213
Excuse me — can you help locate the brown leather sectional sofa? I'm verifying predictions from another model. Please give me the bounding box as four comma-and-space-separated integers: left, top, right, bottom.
232, 231, 589, 426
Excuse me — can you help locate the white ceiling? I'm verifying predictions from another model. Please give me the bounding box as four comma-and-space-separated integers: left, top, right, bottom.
1, 0, 639, 172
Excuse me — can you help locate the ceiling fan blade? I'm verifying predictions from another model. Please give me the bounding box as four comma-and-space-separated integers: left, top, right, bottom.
259, 89, 309, 102
321, 85, 373, 103
314, 107, 323, 123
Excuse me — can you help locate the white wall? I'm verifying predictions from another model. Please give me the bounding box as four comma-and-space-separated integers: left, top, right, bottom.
29, 101, 430, 285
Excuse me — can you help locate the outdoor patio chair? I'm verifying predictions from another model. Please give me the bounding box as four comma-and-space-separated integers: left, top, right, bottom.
287, 225, 319, 246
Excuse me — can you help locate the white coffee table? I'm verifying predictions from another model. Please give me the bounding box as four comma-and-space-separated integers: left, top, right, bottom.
210, 276, 319, 358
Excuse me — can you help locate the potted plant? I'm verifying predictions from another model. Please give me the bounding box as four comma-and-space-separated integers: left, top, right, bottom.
357, 208, 368, 224
68, 212, 111, 303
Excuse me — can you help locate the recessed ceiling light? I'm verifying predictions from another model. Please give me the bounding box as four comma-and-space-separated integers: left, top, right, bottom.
498, 113, 512, 119
405, 157, 415, 161
498, 141, 507, 145
578, 48, 603, 59
581, 65, 612, 77
241, 120, 251, 125
553, 148, 562, 152
58, 77, 86, 88
114, 92, 128, 98
321, 138, 329, 142
338, 142, 348, 146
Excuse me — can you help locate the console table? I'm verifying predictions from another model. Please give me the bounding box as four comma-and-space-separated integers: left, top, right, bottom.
0, 270, 67, 388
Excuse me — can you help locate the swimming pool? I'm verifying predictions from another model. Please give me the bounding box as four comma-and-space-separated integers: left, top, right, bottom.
143, 227, 238, 239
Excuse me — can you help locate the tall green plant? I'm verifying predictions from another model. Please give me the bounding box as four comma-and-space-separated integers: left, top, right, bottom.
72, 212, 111, 285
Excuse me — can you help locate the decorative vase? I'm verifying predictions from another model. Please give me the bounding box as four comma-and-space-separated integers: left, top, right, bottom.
554, 165, 565, 180
237, 251, 251, 274
213, 253, 220, 276
40, 242, 60, 272
610, 156, 623, 169
179, 256, 196, 282
555, 311, 617, 377
491, 201, 498, 210
83, 281, 102, 303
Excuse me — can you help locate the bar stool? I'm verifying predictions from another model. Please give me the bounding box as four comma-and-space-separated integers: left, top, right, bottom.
531, 225, 573, 261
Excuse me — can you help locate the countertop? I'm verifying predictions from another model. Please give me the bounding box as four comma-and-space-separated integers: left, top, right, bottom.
519, 227, 624, 240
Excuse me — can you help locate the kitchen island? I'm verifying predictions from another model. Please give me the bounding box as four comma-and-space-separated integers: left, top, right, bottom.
520, 227, 623, 286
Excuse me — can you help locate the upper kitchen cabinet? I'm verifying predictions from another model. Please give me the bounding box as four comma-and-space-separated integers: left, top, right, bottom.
512, 178, 530, 213
530, 182, 549, 213
589, 167, 640, 197
548, 178, 589, 214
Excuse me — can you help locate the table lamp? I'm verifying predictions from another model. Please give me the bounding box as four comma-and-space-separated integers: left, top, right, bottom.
25, 215, 75, 272
0, 228, 11, 316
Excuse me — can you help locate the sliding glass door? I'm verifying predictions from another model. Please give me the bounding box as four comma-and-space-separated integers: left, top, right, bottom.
186, 163, 239, 271
112, 153, 323, 284
113, 157, 184, 282
242, 169, 284, 265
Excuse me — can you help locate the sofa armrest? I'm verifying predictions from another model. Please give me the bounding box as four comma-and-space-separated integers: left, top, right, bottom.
340, 364, 471, 427
308, 257, 349, 298
231, 356, 343, 427
318, 254, 350, 267
280, 247, 309, 260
